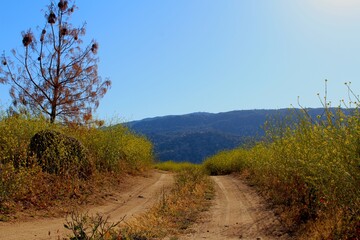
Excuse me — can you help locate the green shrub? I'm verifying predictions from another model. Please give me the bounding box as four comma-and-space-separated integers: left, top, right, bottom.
29, 130, 92, 179
202, 149, 247, 175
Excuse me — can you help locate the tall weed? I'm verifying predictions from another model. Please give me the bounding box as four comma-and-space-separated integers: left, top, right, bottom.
203, 106, 359, 238
68, 125, 153, 173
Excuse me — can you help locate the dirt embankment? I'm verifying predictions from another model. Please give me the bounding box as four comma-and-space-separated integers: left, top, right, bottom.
0, 171, 174, 240
182, 175, 290, 240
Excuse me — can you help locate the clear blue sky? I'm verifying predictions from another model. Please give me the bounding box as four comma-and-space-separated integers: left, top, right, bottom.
1, 0, 359, 121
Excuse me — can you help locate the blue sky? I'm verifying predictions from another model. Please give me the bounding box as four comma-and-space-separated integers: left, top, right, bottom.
1, 0, 360, 121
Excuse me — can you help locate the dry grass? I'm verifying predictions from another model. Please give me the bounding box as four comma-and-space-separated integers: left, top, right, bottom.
124, 167, 214, 239
0, 167, 127, 222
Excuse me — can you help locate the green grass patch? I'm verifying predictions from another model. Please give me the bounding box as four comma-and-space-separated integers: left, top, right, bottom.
154, 160, 200, 172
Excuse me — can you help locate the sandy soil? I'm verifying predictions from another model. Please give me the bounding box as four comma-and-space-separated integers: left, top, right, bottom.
181, 175, 290, 240
0, 171, 174, 240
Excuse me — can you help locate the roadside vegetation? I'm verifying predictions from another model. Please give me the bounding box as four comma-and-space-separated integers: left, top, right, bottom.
0, 113, 153, 220
203, 89, 359, 239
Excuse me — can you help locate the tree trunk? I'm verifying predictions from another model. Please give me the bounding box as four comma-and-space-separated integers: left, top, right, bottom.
50, 102, 56, 123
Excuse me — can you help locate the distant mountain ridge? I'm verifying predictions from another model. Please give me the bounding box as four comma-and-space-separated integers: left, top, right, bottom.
126, 108, 339, 163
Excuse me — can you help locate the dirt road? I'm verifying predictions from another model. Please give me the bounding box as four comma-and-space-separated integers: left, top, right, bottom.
0, 173, 290, 240
0, 171, 174, 240
182, 175, 290, 240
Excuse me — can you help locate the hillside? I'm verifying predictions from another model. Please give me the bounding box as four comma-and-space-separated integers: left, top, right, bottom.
126, 108, 335, 163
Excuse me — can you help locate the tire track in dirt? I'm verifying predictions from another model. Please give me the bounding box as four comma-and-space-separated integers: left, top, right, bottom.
89, 172, 173, 222
182, 175, 289, 240
0, 171, 174, 240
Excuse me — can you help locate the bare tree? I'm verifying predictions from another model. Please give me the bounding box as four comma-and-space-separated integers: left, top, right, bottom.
0, 0, 111, 123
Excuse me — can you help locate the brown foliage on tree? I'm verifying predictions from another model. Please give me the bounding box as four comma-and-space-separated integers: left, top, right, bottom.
0, 0, 111, 124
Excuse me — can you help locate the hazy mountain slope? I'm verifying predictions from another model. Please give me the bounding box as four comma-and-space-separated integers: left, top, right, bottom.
151, 131, 246, 163
126, 108, 336, 163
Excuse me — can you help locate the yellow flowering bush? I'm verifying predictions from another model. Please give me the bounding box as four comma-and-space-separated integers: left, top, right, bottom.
203, 107, 359, 238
